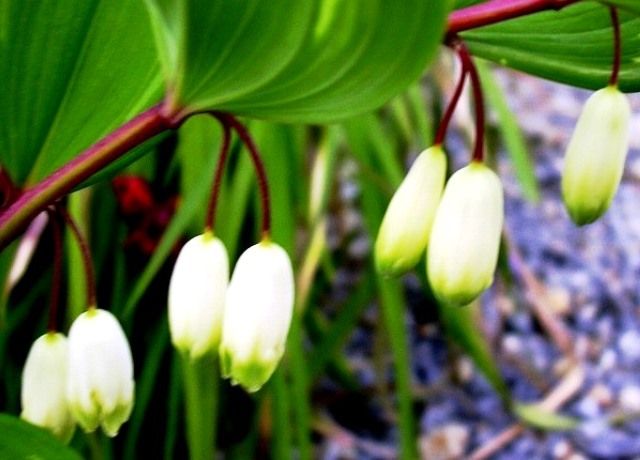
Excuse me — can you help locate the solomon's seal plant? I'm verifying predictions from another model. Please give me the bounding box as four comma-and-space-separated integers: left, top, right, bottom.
21, 332, 75, 443
219, 240, 295, 392
375, 145, 446, 277
1, 1, 639, 458
427, 162, 504, 306
561, 8, 631, 225
66, 308, 134, 437
561, 85, 631, 224
168, 232, 229, 359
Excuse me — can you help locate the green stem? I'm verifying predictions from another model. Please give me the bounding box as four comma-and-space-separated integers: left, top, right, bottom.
164, 353, 183, 460
377, 277, 416, 460
270, 369, 293, 460
180, 352, 219, 460
287, 313, 313, 460
86, 432, 104, 460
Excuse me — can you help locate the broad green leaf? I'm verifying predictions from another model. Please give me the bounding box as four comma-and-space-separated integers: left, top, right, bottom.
145, 0, 451, 123
514, 403, 579, 431
0, 0, 162, 185
461, 2, 640, 92
144, 0, 313, 111
0, 414, 82, 460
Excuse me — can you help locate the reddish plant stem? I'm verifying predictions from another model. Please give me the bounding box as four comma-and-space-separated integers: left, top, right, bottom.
46, 209, 63, 332
434, 64, 469, 146
457, 43, 486, 163
609, 6, 621, 86
57, 205, 96, 309
447, 0, 580, 39
214, 113, 271, 238
0, 103, 181, 251
205, 121, 232, 233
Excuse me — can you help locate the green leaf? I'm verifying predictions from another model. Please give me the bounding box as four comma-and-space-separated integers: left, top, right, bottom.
180, 353, 219, 460
353, 142, 417, 460
145, 0, 450, 123
514, 403, 579, 431
0, 414, 82, 460
461, 2, 640, 92
124, 322, 169, 460
602, 0, 640, 16
0, 0, 162, 185
438, 301, 511, 402
477, 60, 539, 202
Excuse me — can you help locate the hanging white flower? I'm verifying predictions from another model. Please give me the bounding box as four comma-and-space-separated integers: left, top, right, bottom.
562, 85, 631, 225
168, 233, 229, 359
219, 240, 294, 392
21, 332, 75, 443
427, 162, 503, 306
375, 145, 447, 277
66, 308, 134, 437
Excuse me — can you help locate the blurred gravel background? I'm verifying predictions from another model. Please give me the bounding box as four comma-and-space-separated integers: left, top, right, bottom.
318, 69, 640, 460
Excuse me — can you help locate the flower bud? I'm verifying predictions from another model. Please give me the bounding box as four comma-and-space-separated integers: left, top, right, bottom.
67, 308, 134, 437
219, 240, 294, 392
375, 146, 447, 276
427, 162, 503, 306
21, 332, 75, 443
562, 85, 631, 225
168, 233, 229, 359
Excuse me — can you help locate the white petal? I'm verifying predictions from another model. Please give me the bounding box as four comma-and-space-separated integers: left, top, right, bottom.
220, 241, 294, 391
21, 333, 75, 443
427, 162, 503, 306
168, 234, 229, 359
67, 309, 134, 436
562, 86, 631, 225
375, 146, 447, 276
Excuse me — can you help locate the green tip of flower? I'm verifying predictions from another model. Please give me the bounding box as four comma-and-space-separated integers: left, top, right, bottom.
220, 346, 278, 393
374, 254, 412, 278
566, 206, 606, 226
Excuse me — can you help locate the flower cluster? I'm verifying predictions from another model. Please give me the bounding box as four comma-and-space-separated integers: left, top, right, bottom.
168, 234, 294, 393
375, 145, 504, 306
21, 309, 134, 441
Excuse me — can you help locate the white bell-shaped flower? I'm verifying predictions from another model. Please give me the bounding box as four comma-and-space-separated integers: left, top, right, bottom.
66, 308, 134, 437
21, 332, 75, 443
562, 85, 631, 225
375, 145, 447, 277
427, 162, 503, 306
168, 233, 229, 359
219, 240, 294, 392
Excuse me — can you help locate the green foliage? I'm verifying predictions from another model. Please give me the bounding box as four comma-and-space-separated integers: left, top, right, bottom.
2, 1, 640, 458
0, 0, 162, 184
462, 2, 640, 92
439, 301, 510, 401
514, 403, 579, 431
0, 414, 82, 460
604, 0, 640, 15
145, 0, 450, 122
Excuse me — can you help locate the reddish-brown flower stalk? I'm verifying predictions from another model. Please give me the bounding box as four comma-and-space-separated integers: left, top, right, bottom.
205, 121, 232, 233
